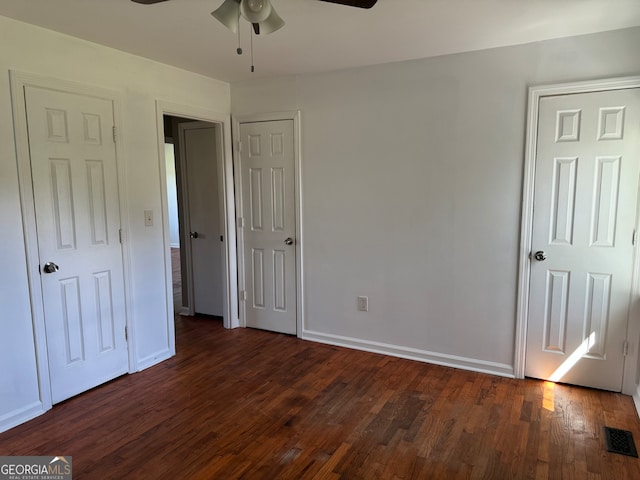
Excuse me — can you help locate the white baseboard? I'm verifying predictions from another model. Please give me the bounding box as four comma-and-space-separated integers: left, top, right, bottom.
633, 386, 640, 418
0, 401, 46, 434
301, 329, 515, 378
136, 348, 173, 372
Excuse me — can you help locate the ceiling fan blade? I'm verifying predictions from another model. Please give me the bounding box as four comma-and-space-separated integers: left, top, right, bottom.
317, 0, 377, 8
255, 6, 285, 35
212, 0, 241, 34
131, 0, 171, 4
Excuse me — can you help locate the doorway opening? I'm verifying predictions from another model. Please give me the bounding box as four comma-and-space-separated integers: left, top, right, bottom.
163, 115, 224, 320
156, 101, 238, 334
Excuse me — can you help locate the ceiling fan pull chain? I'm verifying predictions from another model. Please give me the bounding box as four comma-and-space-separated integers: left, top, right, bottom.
250, 27, 255, 72
236, 17, 243, 55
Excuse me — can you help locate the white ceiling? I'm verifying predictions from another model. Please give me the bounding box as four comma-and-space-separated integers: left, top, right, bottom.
1, 0, 640, 83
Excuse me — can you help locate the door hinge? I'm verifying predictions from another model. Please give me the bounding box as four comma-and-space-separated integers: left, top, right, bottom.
240, 290, 246, 301
119, 228, 123, 244
112, 126, 117, 143
238, 217, 244, 228
623, 341, 629, 356
125, 325, 128, 341
237, 140, 242, 152
633, 229, 637, 246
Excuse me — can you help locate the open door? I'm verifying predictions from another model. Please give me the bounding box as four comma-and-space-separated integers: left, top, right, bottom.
164, 116, 226, 318
179, 121, 224, 316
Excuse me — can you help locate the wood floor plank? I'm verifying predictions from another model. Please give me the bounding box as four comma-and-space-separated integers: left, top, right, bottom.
1, 315, 640, 479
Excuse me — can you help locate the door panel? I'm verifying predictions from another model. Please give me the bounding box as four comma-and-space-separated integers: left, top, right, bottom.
179, 122, 224, 316
525, 88, 640, 391
25, 86, 128, 403
240, 120, 296, 335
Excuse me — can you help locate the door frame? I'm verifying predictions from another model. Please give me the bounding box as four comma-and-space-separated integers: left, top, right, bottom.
10, 70, 135, 414
156, 101, 238, 329
514, 75, 640, 396
233, 111, 304, 335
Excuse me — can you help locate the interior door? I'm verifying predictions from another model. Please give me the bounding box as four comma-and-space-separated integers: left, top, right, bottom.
239, 120, 297, 334
25, 85, 129, 403
525, 88, 640, 391
179, 121, 224, 316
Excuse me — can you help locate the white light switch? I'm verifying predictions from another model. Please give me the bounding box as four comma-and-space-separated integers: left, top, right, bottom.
357, 296, 369, 312
144, 210, 153, 227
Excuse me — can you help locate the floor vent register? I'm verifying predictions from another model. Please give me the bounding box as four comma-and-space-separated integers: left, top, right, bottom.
604, 426, 638, 457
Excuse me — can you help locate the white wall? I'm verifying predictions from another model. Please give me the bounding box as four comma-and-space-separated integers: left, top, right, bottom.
0, 16, 230, 431
232, 27, 640, 376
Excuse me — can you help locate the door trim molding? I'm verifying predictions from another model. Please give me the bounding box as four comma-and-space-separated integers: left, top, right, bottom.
155, 101, 238, 331
515, 76, 640, 396
9, 70, 135, 420
233, 111, 304, 336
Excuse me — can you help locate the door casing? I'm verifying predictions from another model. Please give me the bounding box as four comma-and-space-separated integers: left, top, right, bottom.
10, 70, 135, 415
515, 76, 640, 396
233, 112, 304, 335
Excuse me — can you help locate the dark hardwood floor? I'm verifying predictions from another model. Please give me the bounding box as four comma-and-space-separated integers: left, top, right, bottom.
2, 315, 640, 479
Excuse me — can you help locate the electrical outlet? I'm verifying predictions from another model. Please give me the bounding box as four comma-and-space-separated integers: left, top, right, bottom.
144, 210, 153, 227
357, 296, 369, 312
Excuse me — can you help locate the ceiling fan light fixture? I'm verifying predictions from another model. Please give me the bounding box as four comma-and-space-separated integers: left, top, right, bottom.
211, 0, 241, 33
240, 0, 272, 23
211, 0, 286, 72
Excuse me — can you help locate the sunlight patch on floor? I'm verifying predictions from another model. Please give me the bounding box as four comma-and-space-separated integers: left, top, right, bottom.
543, 381, 555, 412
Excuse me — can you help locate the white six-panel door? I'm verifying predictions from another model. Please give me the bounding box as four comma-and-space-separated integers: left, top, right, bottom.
25, 86, 129, 403
239, 120, 297, 335
525, 88, 640, 391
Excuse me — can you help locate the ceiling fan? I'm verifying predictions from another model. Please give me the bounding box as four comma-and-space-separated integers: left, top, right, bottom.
132, 0, 378, 35
131, 0, 377, 72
